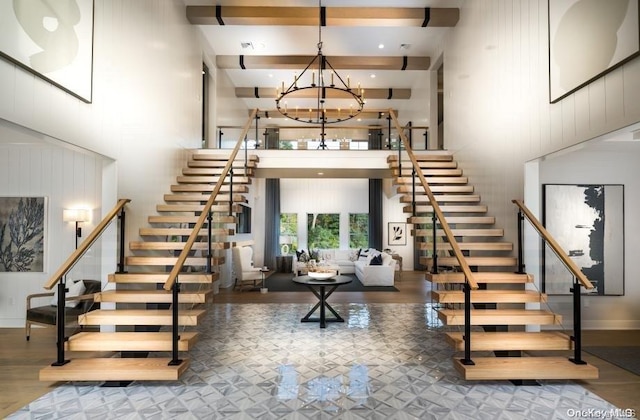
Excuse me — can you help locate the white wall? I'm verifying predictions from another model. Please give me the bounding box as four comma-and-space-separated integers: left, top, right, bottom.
0, 119, 114, 327
0, 1, 206, 325
442, 0, 640, 327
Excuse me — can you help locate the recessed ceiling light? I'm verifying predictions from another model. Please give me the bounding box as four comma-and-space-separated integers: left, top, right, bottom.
268, 74, 273, 78
378, 43, 384, 49
370, 74, 376, 78
317, 172, 324, 176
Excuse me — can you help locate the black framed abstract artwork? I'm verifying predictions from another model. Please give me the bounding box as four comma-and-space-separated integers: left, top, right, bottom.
388, 222, 406, 246
0, 197, 46, 272
0, 0, 95, 102
542, 184, 624, 295
548, 0, 640, 103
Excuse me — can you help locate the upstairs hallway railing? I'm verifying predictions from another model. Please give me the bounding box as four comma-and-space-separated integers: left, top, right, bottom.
512, 199, 594, 365
44, 198, 131, 367
389, 109, 478, 365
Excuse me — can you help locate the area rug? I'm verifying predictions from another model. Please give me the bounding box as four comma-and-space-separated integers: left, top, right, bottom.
264, 272, 398, 292
584, 346, 640, 376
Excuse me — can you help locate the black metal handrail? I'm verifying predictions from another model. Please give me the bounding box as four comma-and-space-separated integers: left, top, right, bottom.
389, 109, 477, 366
45, 198, 131, 366
512, 199, 594, 364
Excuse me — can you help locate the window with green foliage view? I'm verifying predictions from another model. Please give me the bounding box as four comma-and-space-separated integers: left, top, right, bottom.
307, 213, 339, 249
349, 213, 369, 249
279, 213, 298, 254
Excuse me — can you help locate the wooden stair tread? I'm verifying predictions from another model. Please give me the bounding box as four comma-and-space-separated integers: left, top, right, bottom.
157, 204, 242, 212
67, 331, 199, 352
97, 289, 211, 304
422, 256, 517, 266
426, 272, 532, 284
432, 289, 546, 304
437, 309, 562, 325
130, 241, 226, 251
191, 150, 258, 159
125, 256, 224, 266
411, 216, 496, 224
396, 177, 469, 185
79, 309, 206, 326
163, 194, 247, 202
187, 160, 256, 168
452, 357, 598, 380
406, 204, 485, 213
444, 331, 572, 351
109, 273, 216, 284
388, 154, 453, 163
395, 184, 474, 193
170, 184, 249, 193
389, 161, 458, 169
401, 195, 481, 203
431, 242, 513, 251
40, 357, 190, 382
178, 173, 251, 183
415, 228, 503, 236
394, 168, 463, 176
139, 227, 233, 236
148, 215, 236, 224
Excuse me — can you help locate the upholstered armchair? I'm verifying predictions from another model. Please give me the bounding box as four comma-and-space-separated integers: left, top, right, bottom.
25, 279, 101, 340
231, 246, 264, 291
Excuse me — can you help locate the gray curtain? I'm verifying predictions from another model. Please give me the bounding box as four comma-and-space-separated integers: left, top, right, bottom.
264, 179, 280, 268
369, 179, 383, 250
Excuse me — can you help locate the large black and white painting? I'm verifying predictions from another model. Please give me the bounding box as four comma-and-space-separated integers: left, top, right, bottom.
543, 184, 624, 295
0, 0, 94, 102
0, 197, 46, 272
549, 0, 640, 103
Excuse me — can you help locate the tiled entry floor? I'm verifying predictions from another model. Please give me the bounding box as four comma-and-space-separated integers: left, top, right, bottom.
9, 303, 623, 419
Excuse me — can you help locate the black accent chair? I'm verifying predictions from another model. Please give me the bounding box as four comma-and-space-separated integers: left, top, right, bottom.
25, 279, 101, 341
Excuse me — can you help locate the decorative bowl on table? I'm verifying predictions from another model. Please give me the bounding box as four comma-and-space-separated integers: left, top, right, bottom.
308, 271, 336, 280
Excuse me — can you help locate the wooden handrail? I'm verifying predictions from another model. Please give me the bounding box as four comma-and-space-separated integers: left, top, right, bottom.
164, 109, 258, 291
512, 199, 594, 290
45, 198, 131, 290
389, 110, 478, 290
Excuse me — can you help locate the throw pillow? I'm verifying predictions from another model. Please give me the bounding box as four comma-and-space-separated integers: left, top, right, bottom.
369, 254, 383, 265
51, 280, 86, 308
381, 253, 393, 266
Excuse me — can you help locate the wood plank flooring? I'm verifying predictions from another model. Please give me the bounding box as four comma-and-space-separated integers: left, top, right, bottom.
1, 271, 638, 418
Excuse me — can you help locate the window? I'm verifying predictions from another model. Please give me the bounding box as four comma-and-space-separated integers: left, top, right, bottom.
307, 213, 339, 249
349, 213, 369, 249
279, 213, 298, 254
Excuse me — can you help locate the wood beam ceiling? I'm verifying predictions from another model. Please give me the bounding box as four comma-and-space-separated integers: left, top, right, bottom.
236, 87, 411, 100
217, 55, 430, 71
187, 6, 459, 27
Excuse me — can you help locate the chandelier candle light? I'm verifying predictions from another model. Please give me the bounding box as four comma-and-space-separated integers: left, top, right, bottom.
275, 0, 365, 130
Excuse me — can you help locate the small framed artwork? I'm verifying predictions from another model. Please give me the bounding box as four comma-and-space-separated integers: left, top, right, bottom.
0, 197, 46, 272
388, 222, 406, 246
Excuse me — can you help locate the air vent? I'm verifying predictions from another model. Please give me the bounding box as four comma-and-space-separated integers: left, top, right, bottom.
240, 42, 254, 49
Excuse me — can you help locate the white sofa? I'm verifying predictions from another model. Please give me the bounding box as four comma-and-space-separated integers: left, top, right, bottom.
354, 252, 396, 286
294, 249, 358, 275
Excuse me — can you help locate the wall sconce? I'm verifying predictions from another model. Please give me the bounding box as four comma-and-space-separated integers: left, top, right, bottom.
63, 209, 90, 249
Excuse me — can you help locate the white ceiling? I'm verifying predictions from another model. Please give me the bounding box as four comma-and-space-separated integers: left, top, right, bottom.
183, 0, 463, 128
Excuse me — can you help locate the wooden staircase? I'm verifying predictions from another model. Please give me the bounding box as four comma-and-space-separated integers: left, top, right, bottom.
40, 152, 258, 382
388, 152, 599, 381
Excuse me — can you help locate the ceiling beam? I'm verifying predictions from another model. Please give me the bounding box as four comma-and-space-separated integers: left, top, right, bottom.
236, 87, 411, 100
254, 109, 398, 120
217, 55, 430, 71
187, 6, 459, 27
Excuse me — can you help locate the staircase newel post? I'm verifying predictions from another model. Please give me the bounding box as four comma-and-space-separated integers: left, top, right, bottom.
569, 276, 586, 365
431, 213, 438, 274
168, 276, 183, 366
229, 168, 234, 217
516, 209, 525, 274
461, 281, 475, 365
206, 209, 213, 273
117, 207, 127, 274
411, 168, 416, 217
52, 278, 70, 366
